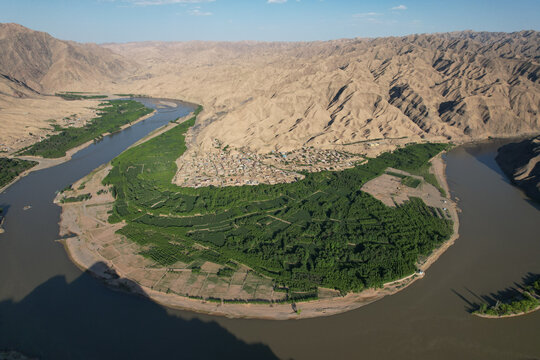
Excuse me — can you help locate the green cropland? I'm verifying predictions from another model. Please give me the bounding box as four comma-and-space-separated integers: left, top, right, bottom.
56, 92, 108, 100
19, 100, 153, 158
103, 110, 453, 293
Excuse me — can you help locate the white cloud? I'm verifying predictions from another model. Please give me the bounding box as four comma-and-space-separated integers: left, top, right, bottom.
115, 0, 215, 6
391, 4, 407, 10
267, 0, 287, 3
188, 8, 212, 15
353, 12, 382, 18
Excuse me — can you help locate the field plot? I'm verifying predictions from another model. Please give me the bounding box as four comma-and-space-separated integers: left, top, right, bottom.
100, 108, 453, 299
19, 100, 153, 158
362, 170, 448, 214
55, 92, 108, 101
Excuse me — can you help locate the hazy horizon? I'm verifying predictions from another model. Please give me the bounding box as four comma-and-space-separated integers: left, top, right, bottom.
1, 0, 539, 43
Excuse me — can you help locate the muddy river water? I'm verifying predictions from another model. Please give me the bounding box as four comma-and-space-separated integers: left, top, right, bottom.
0, 100, 538, 359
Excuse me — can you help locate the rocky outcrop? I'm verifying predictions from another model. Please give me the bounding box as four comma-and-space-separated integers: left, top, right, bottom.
496, 135, 540, 203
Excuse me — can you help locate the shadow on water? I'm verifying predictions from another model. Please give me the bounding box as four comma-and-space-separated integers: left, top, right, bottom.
451, 272, 540, 313
524, 198, 540, 211
0, 204, 10, 222
0, 99, 279, 359
463, 139, 513, 183
462, 139, 540, 211
0, 261, 278, 360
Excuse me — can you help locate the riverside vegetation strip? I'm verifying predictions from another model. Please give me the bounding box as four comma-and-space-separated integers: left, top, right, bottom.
18, 100, 153, 158
473, 276, 540, 318
103, 106, 453, 296
0, 157, 37, 188
55, 92, 108, 101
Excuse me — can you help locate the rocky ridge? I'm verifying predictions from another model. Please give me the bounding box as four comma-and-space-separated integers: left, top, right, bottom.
1, 23, 539, 162
496, 135, 540, 203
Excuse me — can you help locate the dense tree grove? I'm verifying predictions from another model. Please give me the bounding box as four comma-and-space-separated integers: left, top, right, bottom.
19, 100, 153, 158
0, 157, 37, 188
103, 109, 453, 292
474, 276, 540, 317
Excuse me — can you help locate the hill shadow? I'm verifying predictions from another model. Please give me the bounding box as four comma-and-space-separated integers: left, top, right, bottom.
0, 204, 10, 228
0, 262, 278, 360
451, 272, 540, 313
462, 139, 514, 182
461, 139, 540, 210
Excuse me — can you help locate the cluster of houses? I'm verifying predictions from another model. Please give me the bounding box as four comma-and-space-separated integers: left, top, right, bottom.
175, 148, 301, 188
175, 141, 366, 189
255, 147, 365, 173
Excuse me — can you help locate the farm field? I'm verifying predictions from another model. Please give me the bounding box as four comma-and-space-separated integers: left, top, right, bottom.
18, 100, 153, 158
102, 108, 453, 296
55, 92, 108, 101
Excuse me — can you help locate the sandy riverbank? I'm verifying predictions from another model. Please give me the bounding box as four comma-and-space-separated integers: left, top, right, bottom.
57, 145, 461, 320
0, 109, 156, 194
418, 153, 460, 271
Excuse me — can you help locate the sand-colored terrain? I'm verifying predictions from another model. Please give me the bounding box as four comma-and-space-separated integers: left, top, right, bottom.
362, 169, 443, 208
100, 32, 540, 160
2, 24, 539, 166
0, 95, 156, 195
0, 23, 137, 92
0, 22, 138, 154
0, 93, 98, 154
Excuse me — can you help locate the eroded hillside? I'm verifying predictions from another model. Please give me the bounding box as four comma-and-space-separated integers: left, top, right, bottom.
103, 31, 540, 156
0, 23, 138, 92
1, 24, 539, 165
0, 23, 140, 152
496, 135, 540, 202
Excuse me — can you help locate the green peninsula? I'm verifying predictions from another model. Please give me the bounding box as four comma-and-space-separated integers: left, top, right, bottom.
102, 109, 453, 294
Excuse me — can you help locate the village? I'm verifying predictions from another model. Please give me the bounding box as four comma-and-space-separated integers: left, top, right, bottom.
174, 138, 365, 188
255, 146, 365, 173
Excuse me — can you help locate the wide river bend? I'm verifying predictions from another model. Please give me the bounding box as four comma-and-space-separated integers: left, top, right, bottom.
0, 100, 539, 359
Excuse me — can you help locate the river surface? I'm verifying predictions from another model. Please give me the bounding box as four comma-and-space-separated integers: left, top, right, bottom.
0, 100, 539, 359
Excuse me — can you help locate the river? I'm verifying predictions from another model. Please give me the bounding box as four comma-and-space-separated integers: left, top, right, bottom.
0, 100, 538, 359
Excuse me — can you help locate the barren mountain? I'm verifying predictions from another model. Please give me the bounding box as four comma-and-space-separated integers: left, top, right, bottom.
0, 23, 137, 92
104, 31, 540, 155
1, 24, 539, 161
0, 73, 97, 153
0, 23, 138, 152
496, 135, 540, 203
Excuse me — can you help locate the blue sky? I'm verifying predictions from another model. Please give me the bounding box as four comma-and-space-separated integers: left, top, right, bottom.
1, 0, 539, 43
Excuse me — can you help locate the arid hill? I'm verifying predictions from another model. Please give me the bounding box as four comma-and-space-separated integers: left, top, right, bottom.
103, 31, 540, 154
1, 23, 539, 159
0, 23, 137, 92
0, 71, 97, 153
0, 23, 140, 152
496, 135, 540, 203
